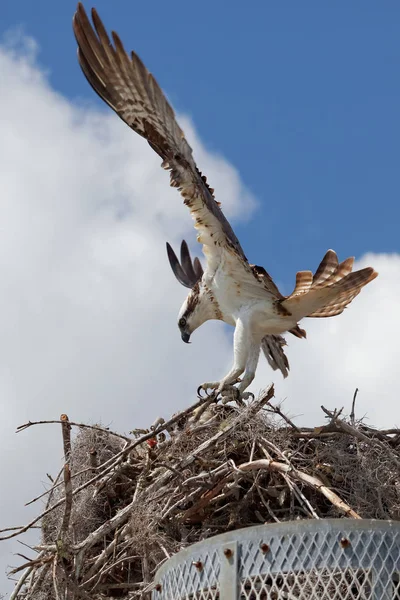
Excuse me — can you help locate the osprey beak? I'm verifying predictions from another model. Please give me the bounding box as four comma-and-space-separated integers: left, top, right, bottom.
181, 332, 191, 344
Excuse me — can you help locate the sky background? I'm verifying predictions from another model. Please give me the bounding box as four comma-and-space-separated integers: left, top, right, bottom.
0, 1, 399, 596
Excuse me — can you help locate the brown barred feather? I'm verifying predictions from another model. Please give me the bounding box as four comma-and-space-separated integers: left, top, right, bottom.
312, 249, 339, 285
290, 270, 313, 298
73, 4, 247, 262
313, 257, 354, 289
261, 335, 290, 378
308, 268, 377, 317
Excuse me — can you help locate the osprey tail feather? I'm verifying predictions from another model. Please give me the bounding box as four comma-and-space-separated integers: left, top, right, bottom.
281, 250, 378, 320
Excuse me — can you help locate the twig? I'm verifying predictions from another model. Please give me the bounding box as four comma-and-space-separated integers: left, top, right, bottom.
16, 419, 131, 442
237, 459, 361, 519
9, 553, 50, 576
81, 528, 123, 582
258, 439, 320, 519
350, 388, 359, 425
58, 464, 73, 542
60, 414, 72, 462
9, 566, 34, 600
256, 484, 280, 523
265, 400, 300, 431
52, 557, 61, 600
27, 562, 51, 599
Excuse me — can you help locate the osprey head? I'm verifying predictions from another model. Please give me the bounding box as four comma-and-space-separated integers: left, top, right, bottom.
166, 240, 221, 343
177, 282, 212, 344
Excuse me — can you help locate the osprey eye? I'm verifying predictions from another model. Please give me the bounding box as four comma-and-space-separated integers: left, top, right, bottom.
179, 317, 186, 328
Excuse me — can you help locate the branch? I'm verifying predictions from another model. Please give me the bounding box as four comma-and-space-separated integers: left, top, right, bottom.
350, 388, 359, 425
58, 464, 73, 542
60, 414, 71, 463
16, 419, 131, 442
9, 566, 34, 600
237, 459, 361, 519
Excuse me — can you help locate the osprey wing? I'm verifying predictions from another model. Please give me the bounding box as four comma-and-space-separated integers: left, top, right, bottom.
73, 4, 247, 270
166, 241, 203, 289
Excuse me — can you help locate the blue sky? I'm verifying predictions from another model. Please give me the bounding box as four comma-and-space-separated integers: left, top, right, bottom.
2, 1, 399, 293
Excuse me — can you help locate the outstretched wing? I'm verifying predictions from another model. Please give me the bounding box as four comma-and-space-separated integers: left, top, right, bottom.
73, 4, 247, 271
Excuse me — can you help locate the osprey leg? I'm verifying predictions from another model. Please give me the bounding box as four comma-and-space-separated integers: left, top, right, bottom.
200, 313, 255, 394
237, 342, 261, 393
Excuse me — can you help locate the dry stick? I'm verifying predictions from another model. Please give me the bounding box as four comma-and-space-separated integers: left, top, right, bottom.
255, 485, 280, 523
17, 539, 39, 554
93, 441, 131, 497
27, 448, 131, 508
81, 528, 123, 582
26, 562, 51, 600
52, 557, 61, 600
132, 446, 152, 502
85, 554, 139, 591
350, 388, 359, 426
58, 415, 73, 546
16, 419, 131, 442
179, 474, 233, 522
58, 465, 73, 541
2, 526, 36, 533
15, 552, 32, 562
8, 552, 49, 576
258, 439, 319, 520
9, 566, 34, 600
291, 431, 342, 440
181, 463, 231, 488
363, 427, 400, 436
237, 459, 361, 519
60, 414, 72, 462
27, 466, 87, 508
161, 484, 210, 520
0, 392, 218, 541
320, 406, 375, 443
265, 400, 301, 431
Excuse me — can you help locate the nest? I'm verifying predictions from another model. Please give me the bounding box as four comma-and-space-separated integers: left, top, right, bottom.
3, 385, 400, 598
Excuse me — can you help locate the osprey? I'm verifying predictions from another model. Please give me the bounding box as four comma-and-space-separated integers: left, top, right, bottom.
73, 5, 378, 398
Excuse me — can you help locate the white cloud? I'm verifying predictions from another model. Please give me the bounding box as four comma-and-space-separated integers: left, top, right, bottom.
0, 32, 398, 598
0, 37, 256, 593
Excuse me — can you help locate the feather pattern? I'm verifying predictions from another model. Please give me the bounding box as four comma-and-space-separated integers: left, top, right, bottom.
312, 249, 339, 285
73, 3, 247, 270
73, 4, 378, 392
283, 263, 377, 319
261, 335, 290, 378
